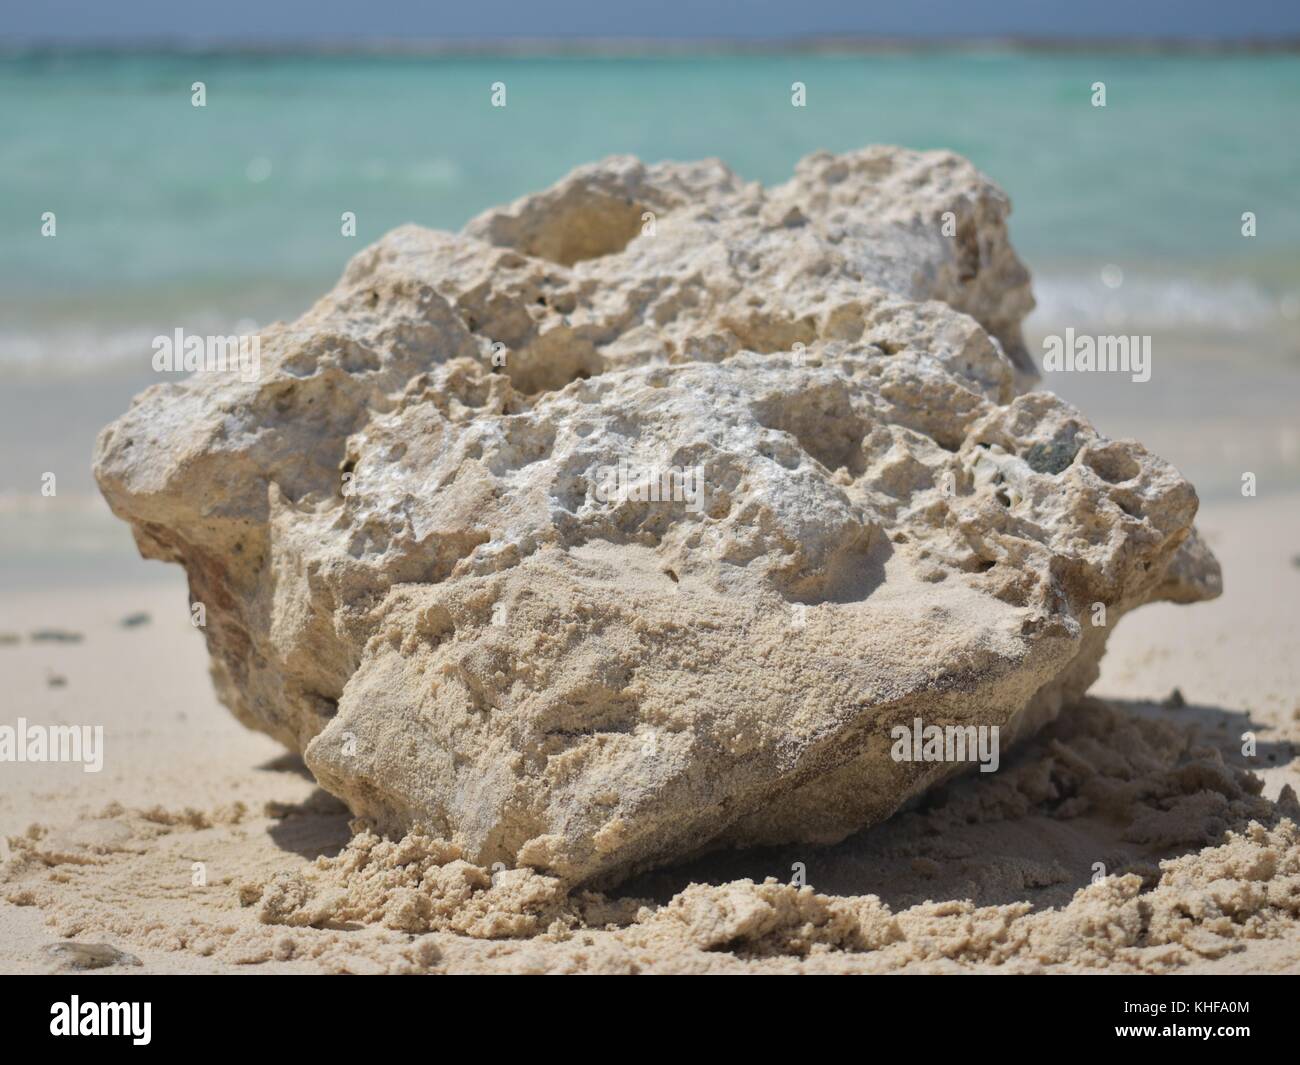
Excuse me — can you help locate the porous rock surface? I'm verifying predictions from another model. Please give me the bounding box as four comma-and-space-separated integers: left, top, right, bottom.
94, 147, 1221, 887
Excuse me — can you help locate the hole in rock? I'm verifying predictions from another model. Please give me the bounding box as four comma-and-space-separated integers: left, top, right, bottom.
749, 389, 871, 478
1084, 445, 1141, 485
491, 192, 650, 266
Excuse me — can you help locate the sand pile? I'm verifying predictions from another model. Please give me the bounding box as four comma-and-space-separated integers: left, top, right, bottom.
4, 698, 1297, 973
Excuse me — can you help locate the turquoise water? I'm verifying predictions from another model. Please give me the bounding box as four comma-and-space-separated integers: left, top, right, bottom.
2, 49, 1299, 373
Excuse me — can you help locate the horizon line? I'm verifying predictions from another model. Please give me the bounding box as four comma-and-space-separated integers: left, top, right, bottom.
4, 34, 1300, 57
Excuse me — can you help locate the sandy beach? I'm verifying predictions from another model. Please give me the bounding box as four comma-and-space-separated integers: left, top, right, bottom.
2, 489, 1295, 974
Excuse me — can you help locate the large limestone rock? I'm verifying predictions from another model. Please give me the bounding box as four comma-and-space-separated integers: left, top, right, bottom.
94, 147, 1220, 886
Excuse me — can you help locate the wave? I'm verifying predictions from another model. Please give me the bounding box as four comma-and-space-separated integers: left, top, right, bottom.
1, 275, 1295, 378
1029, 273, 1298, 334
0, 310, 266, 378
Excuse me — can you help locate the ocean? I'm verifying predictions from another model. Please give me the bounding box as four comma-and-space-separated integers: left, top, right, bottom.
2, 48, 1298, 375
1, 48, 1298, 577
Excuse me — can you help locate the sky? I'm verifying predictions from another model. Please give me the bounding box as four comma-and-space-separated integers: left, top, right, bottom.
4, 0, 1300, 44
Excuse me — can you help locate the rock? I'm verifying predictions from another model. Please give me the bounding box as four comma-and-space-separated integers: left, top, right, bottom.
41, 941, 142, 971
93, 146, 1220, 887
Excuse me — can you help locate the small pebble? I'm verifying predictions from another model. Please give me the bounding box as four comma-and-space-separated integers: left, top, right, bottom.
46, 673, 67, 688
29, 629, 84, 644
41, 941, 142, 971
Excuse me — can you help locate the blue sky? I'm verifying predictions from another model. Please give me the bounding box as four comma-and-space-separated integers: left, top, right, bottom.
5, 0, 1300, 43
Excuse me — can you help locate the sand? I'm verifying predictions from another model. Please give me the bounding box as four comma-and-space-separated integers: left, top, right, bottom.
1, 492, 1297, 973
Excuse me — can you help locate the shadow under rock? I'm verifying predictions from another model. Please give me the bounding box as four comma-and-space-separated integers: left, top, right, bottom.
254, 753, 353, 859
621, 696, 1298, 913
265, 788, 353, 860
256, 751, 316, 780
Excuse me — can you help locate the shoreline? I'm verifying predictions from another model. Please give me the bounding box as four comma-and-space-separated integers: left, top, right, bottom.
7, 38, 1300, 57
